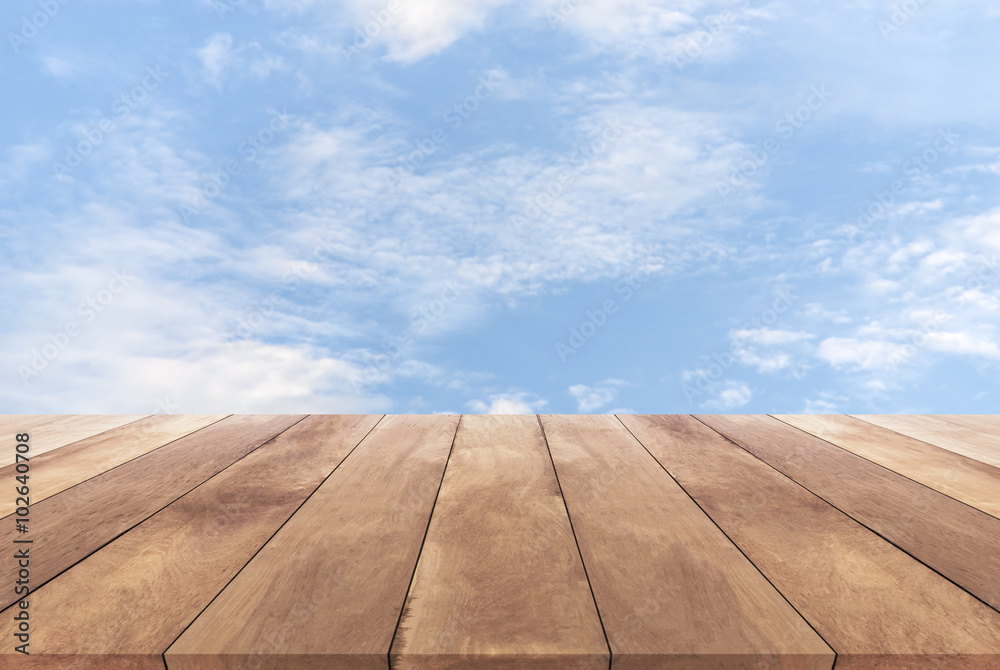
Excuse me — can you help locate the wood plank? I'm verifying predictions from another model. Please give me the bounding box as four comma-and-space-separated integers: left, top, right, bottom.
540, 414, 834, 670
862, 415, 1000, 468
0, 414, 228, 517
0, 414, 147, 465
390, 414, 608, 670
625, 415, 1000, 669
779, 414, 1000, 519
0, 414, 56, 429
165, 414, 459, 670
0, 415, 69, 446
0, 414, 303, 611
932, 415, 1000, 436
697, 414, 1000, 616
0, 415, 382, 670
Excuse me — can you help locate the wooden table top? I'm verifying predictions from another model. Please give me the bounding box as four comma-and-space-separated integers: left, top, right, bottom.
2, 414, 999, 669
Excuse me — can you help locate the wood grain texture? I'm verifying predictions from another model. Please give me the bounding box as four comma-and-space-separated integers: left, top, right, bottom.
0, 655, 166, 670
0, 414, 63, 429
166, 414, 459, 670
0, 414, 147, 465
0, 415, 381, 669
856, 415, 1000, 469
0, 414, 303, 611
933, 415, 1000, 435
0, 415, 69, 447
778, 414, 1000, 519
626, 415, 1000, 669
390, 414, 608, 670
540, 414, 833, 670
3, 413, 1000, 670
697, 414, 1000, 616
0, 414, 227, 517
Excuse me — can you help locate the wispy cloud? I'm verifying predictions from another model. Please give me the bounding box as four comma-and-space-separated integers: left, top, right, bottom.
2, 0, 999, 413
569, 379, 627, 413
466, 391, 547, 414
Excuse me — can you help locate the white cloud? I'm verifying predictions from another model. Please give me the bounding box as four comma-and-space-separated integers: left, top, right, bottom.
815, 337, 910, 371
197, 33, 284, 88
344, 0, 512, 63
9, 0, 1000, 417
0, 141, 50, 190
701, 380, 752, 410
0, 107, 397, 414
736, 351, 793, 374
10, 95, 733, 414
866, 278, 899, 295
264, 101, 744, 306
530, 0, 771, 66
466, 391, 547, 414
1, 261, 390, 413
274, 0, 768, 66
960, 208, 1000, 252
728, 328, 815, 374
802, 303, 853, 324
569, 379, 627, 412
802, 396, 838, 413
731, 328, 814, 346
9, 339, 388, 414
198, 33, 238, 87
886, 241, 934, 270
926, 332, 1000, 360
249, 54, 286, 79
42, 55, 80, 79
896, 200, 943, 217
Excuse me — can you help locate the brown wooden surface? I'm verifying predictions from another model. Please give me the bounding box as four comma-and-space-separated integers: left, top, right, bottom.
541, 414, 832, 670
0, 415, 380, 669
628, 414, 1000, 669
1, 414, 999, 669
390, 415, 608, 670
933, 414, 1000, 433
698, 414, 1000, 614
0, 414, 303, 611
0, 415, 68, 449
778, 414, 1000, 519
855, 414, 1000, 469
166, 414, 459, 670
0, 414, 227, 518
0, 414, 147, 465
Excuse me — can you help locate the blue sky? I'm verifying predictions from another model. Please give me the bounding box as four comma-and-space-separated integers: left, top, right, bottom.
2, 0, 999, 414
